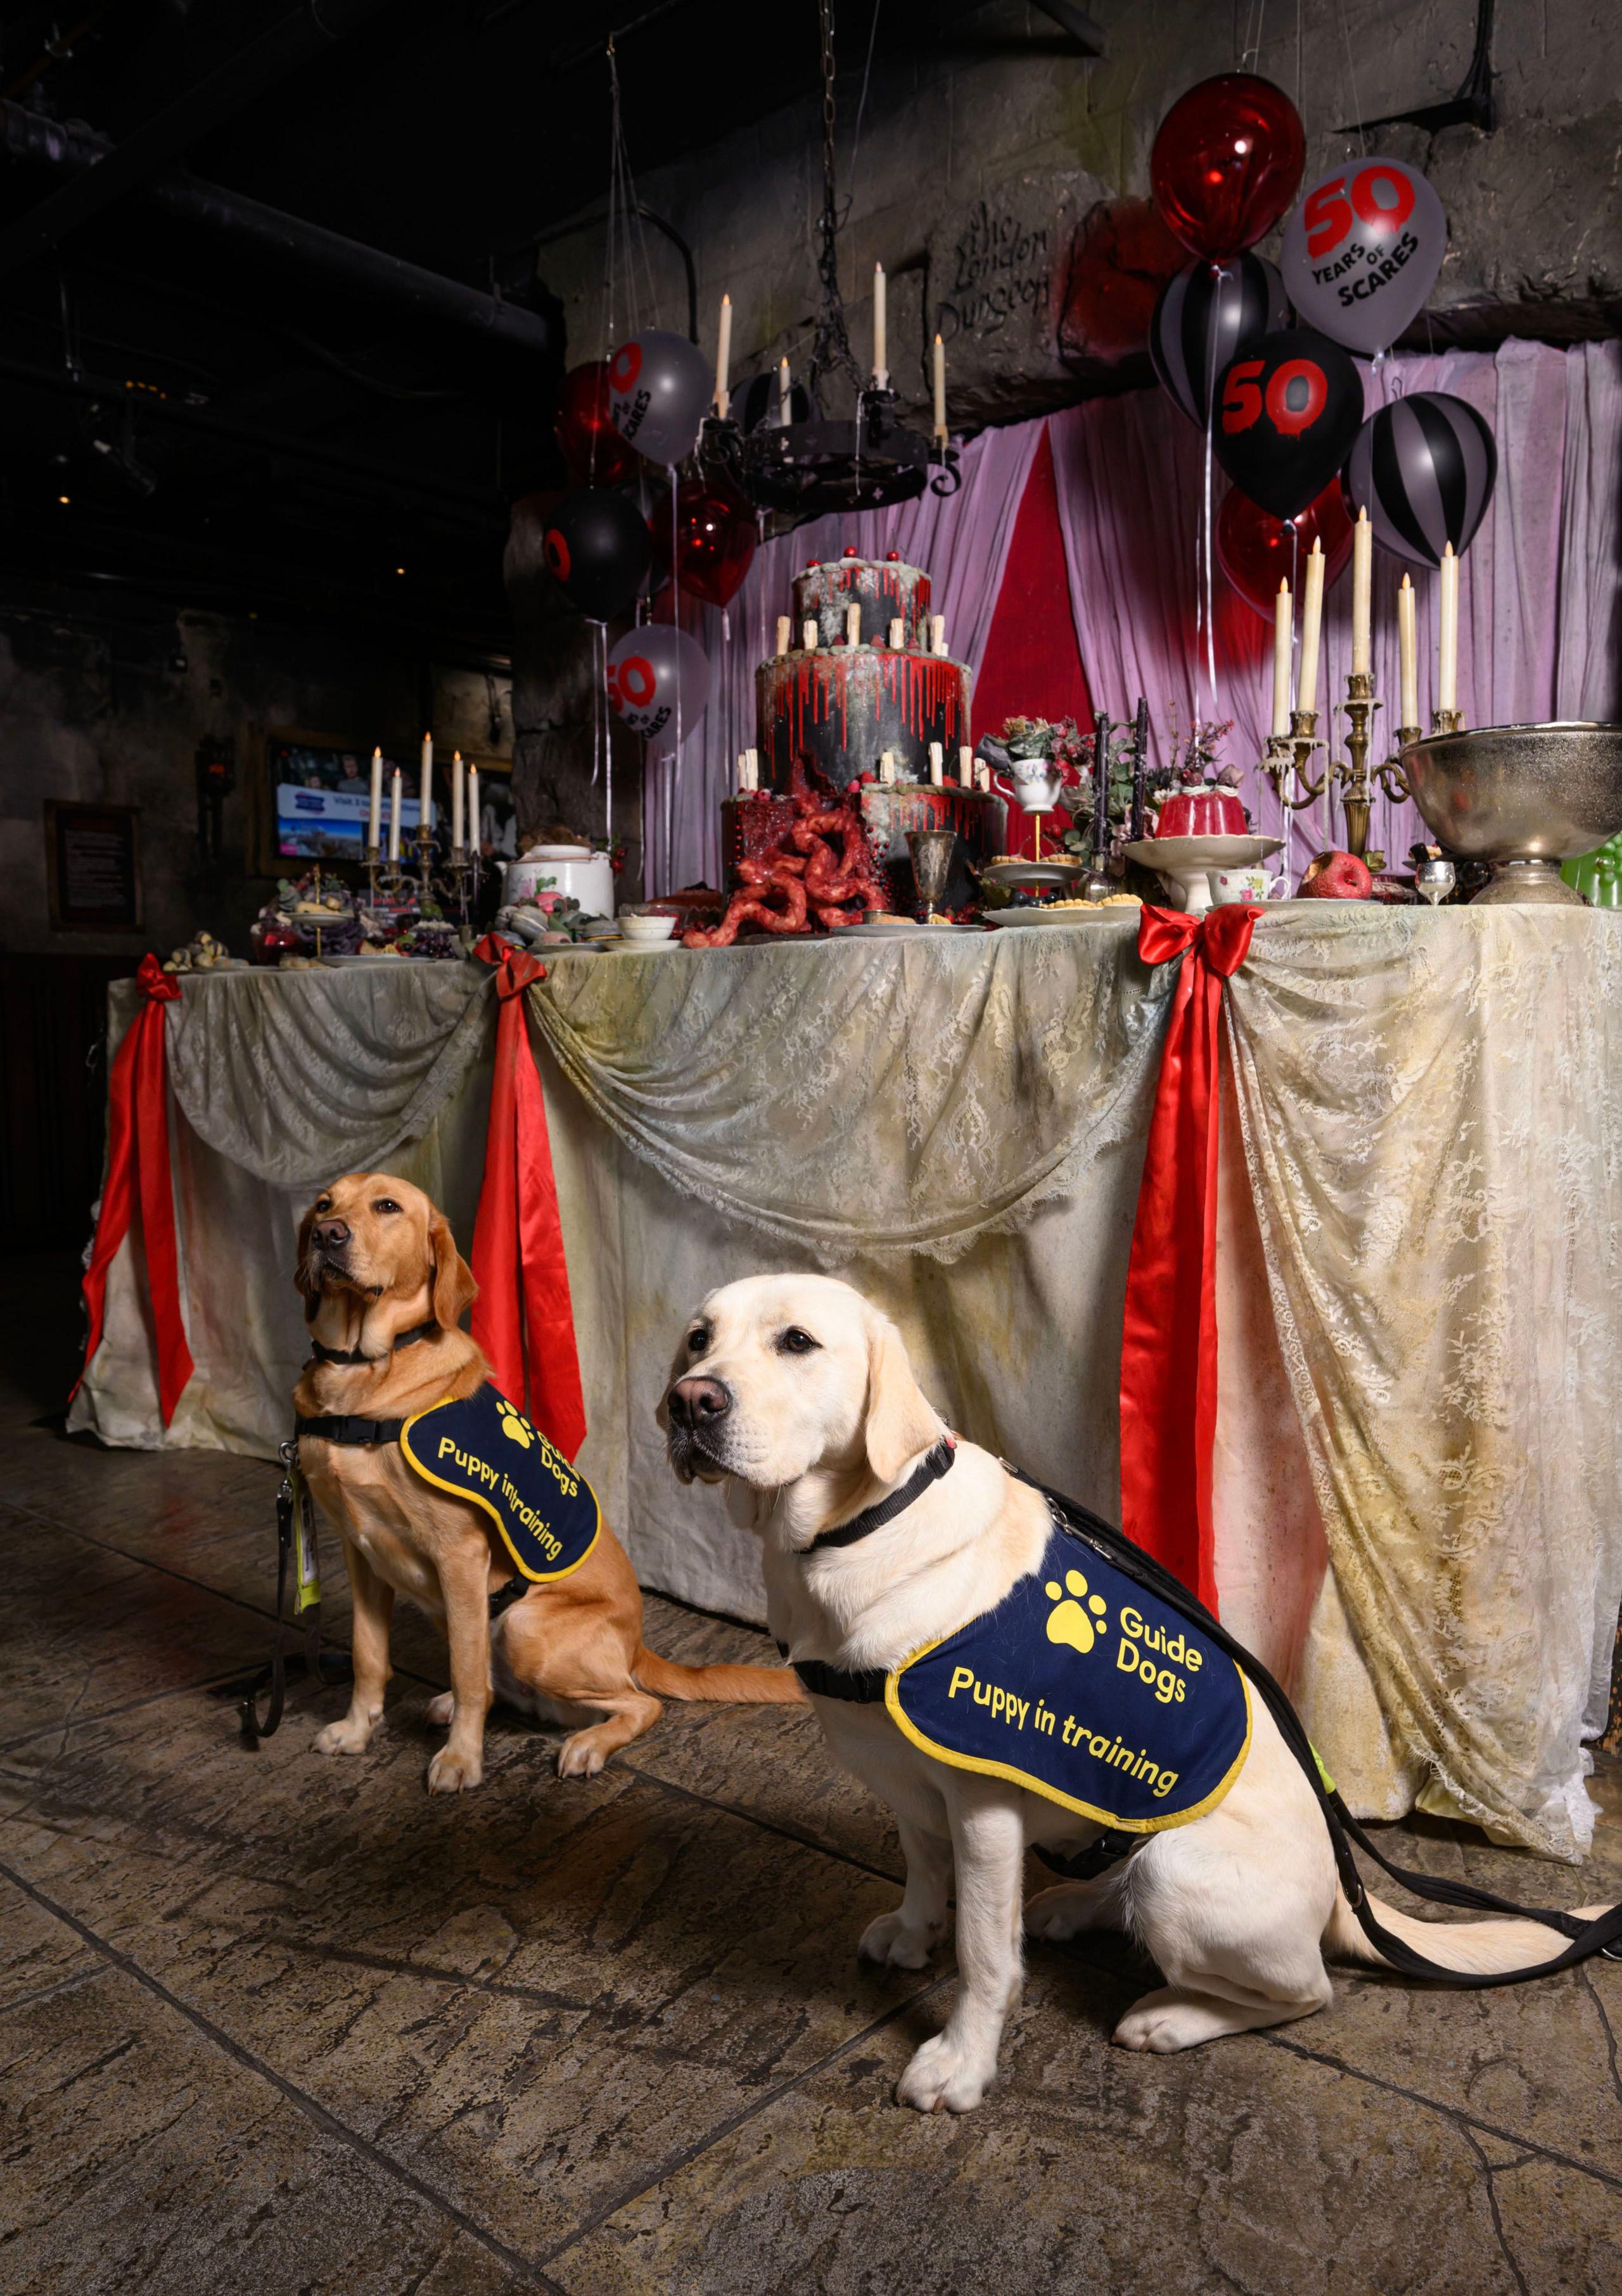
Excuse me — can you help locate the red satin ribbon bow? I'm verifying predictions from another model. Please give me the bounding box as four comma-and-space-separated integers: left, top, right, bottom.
75, 954, 195, 1427
469, 934, 587, 1460
1118, 902, 1262, 1610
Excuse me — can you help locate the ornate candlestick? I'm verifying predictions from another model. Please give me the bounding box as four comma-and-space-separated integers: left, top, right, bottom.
1263, 708, 1329, 815
1431, 706, 1464, 736
1337, 670, 1380, 861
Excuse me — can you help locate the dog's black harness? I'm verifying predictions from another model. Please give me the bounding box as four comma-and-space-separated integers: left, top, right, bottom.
785, 1459, 1622, 1980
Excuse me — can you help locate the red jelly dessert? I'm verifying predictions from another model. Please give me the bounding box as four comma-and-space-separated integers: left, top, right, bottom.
1153, 787, 1248, 837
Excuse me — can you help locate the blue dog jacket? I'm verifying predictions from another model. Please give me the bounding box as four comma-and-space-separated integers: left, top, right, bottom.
399, 1386, 601, 1584
886, 1522, 1251, 1830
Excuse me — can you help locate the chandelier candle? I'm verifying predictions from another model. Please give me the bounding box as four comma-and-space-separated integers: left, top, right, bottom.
367, 747, 383, 854
1398, 575, 1419, 731
388, 767, 402, 862
1272, 580, 1293, 739
872, 262, 888, 388
778, 357, 791, 426
1298, 537, 1325, 719
451, 751, 464, 855
713, 294, 732, 420
933, 334, 947, 442
1438, 543, 1459, 717
1351, 507, 1372, 676
467, 762, 478, 847
420, 732, 433, 831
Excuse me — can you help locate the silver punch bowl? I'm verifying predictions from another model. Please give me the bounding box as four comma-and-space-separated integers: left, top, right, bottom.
1401, 722, 1622, 904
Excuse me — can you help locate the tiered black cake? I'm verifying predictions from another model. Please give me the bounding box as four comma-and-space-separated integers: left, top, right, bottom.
755, 549, 968, 788
734, 547, 999, 911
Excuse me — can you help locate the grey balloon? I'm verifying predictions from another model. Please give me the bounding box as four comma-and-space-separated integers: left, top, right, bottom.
608, 328, 713, 467
1344, 392, 1497, 566
1280, 157, 1446, 356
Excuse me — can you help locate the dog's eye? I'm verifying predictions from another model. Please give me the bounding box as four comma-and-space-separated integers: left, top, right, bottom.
686, 1326, 710, 1356
373, 1198, 401, 1215
315, 1198, 331, 1214
777, 1327, 820, 1356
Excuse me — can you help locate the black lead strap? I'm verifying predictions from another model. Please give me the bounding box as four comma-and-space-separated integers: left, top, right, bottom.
1015, 1470, 1622, 1986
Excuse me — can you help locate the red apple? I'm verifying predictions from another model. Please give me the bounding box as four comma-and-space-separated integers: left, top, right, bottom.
1300, 850, 1372, 899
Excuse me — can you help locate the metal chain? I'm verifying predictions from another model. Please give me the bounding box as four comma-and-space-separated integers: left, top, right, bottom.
808, 0, 863, 404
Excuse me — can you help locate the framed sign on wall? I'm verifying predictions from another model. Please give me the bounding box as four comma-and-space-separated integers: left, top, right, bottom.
44, 802, 142, 932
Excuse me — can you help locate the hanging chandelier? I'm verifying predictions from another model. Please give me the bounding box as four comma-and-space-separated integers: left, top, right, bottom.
705, 0, 958, 518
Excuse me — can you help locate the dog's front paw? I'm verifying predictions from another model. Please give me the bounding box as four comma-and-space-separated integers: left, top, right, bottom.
859, 1908, 941, 1970
426, 1746, 483, 1793
896, 2032, 993, 2115
312, 1718, 373, 1757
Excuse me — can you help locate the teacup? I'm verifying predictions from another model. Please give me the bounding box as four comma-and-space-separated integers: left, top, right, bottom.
1208, 866, 1287, 905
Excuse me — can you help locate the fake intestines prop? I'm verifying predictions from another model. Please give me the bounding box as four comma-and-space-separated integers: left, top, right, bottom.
684, 764, 890, 946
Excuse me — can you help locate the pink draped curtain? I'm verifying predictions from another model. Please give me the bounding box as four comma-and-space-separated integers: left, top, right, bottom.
1049, 340, 1622, 878
644, 421, 1042, 894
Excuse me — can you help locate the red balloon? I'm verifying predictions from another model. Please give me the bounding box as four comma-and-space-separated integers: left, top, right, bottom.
1151, 74, 1305, 260
554, 361, 642, 488
1217, 477, 1353, 620
648, 471, 757, 610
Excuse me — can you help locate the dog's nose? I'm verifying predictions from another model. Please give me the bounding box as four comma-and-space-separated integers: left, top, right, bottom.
668, 1375, 731, 1428
312, 1217, 350, 1250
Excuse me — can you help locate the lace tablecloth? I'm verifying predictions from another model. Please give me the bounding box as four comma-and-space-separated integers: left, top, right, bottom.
68, 912, 1622, 1859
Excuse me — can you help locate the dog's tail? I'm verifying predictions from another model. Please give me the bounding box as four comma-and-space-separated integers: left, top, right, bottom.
633, 1645, 807, 1705
1324, 1889, 1615, 1977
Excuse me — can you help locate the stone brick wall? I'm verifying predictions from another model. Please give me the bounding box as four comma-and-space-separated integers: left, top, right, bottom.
541, 0, 1621, 435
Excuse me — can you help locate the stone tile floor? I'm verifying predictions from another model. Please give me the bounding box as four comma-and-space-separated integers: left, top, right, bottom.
2, 1254, 1620, 2295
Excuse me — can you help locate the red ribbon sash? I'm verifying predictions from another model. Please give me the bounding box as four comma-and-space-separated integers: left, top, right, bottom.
75, 954, 195, 1426
1118, 902, 1261, 1610
469, 936, 587, 1461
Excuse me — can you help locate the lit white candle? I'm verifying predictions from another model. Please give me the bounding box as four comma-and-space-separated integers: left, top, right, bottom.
1351, 507, 1372, 676
888, 617, 904, 649
420, 731, 433, 832
929, 741, 944, 786
467, 763, 479, 849
776, 613, 792, 655
872, 262, 888, 388
845, 602, 862, 647
959, 745, 973, 787
1398, 573, 1419, 728
802, 618, 818, 651
367, 747, 382, 851
714, 293, 732, 420
1271, 579, 1293, 738
388, 767, 402, 861
1298, 537, 1325, 718
451, 750, 464, 853
932, 333, 947, 442
1438, 542, 1459, 714
930, 615, 946, 657
778, 357, 791, 426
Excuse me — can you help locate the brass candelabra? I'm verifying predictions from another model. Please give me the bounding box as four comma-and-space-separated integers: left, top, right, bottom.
366, 828, 482, 933
1265, 674, 1465, 864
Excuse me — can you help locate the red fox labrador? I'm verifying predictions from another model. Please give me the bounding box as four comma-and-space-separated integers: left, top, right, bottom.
294, 1172, 800, 1792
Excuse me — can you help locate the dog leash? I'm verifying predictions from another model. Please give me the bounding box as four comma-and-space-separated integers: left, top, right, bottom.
1019, 1472, 1622, 1985
237, 1438, 348, 1745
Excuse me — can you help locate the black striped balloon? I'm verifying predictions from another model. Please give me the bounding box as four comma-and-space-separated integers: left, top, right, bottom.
1345, 393, 1497, 566
1150, 255, 1290, 427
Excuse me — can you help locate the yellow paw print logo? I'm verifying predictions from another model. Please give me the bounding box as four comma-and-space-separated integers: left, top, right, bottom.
1045, 1568, 1108, 1657
495, 1397, 533, 1448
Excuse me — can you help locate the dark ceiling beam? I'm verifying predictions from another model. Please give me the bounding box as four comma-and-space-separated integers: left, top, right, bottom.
0, 350, 509, 530
0, 0, 394, 276
0, 103, 561, 360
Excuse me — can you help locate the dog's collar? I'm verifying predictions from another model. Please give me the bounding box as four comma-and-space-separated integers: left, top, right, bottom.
801, 1435, 957, 1555
295, 1412, 406, 1446
309, 1317, 439, 1368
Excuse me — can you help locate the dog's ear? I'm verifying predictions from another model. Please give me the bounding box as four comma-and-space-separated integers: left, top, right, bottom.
864, 1314, 942, 1485
294, 1202, 322, 1323
429, 1212, 478, 1330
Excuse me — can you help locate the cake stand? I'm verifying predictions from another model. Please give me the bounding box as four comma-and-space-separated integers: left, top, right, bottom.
1123, 835, 1285, 916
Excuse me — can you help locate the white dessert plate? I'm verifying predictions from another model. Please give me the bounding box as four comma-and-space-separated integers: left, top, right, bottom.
986, 907, 1141, 928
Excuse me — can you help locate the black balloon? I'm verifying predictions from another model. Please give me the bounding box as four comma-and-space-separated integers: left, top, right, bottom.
1150, 255, 1289, 427
1344, 392, 1497, 565
541, 487, 653, 620
1213, 328, 1363, 520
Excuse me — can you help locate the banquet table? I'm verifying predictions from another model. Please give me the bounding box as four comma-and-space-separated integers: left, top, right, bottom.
70, 909, 1622, 1863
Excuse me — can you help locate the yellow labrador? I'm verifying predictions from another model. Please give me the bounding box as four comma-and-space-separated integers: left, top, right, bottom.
663, 1273, 1607, 2113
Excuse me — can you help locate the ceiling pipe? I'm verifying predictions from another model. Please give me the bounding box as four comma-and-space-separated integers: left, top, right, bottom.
0, 101, 560, 360
0, 0, 395, 276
